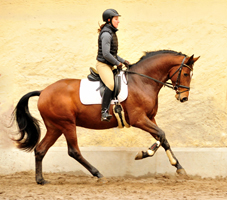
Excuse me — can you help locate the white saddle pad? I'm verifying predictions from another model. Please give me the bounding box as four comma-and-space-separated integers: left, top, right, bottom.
80, 71, 128, 105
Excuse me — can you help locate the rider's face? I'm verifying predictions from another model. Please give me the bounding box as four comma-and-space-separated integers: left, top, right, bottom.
111, 16, 120, 28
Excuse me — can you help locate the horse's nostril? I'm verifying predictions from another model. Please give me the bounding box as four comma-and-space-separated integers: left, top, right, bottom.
181, 97, 188, 102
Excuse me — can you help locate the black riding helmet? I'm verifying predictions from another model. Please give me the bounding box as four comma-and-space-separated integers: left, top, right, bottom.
102, 9, 121, 22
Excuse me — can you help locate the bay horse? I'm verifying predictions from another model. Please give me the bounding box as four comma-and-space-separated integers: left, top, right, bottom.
12, 50, 199, 184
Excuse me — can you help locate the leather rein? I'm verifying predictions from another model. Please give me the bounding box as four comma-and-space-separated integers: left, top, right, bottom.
125, 56, 193, 94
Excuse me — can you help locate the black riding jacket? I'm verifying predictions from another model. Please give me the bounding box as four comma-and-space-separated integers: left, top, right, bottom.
96, 24, 124, 66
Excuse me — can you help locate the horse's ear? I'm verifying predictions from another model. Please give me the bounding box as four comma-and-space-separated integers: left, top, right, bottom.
186, 55, 200, 65
193, 56, 200, 63
186, 55, 194, 65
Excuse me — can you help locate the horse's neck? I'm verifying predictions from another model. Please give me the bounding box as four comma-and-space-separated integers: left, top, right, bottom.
133, 56, 174, 83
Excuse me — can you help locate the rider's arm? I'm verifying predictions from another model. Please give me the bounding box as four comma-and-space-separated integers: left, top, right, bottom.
116, 55, 125, 64
101, 32, 124, 66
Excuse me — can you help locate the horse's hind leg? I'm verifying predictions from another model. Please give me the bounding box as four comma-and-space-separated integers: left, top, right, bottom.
63, 124, 103, 178
35, 127, 62, 185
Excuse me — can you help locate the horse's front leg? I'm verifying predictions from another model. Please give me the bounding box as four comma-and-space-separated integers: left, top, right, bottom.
134, 117, 186, 175
161, 138, 187, 175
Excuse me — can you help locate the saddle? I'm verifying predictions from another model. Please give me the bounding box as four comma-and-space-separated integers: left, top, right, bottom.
87, 67, 121, 100
87, 67, 130, 128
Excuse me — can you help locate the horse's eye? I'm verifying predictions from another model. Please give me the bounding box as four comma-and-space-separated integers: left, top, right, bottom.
184, 73, 189, 77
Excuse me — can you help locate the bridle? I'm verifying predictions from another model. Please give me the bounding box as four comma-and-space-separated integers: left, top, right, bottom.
168, 56, 193, 94
125, 56, 193, 94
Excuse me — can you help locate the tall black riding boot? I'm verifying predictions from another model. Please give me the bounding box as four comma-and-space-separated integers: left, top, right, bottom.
101, 87, 113, 122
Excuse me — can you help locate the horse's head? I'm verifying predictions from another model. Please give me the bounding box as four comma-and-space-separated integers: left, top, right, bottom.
169, 55, 200, 102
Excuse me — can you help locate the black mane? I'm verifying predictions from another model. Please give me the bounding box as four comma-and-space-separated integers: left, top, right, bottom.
129, 50, 187, 68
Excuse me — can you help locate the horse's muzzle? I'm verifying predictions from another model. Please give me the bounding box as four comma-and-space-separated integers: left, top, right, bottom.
180, 97, 188, 102
175, 94, 188, 103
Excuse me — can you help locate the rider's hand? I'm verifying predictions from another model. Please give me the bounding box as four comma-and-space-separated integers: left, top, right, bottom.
117, 62, 123, 70
124, 60, 131, 68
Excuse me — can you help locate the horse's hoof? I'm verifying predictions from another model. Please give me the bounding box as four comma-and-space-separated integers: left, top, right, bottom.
97, 177, 108, 184
37, 179, 49, 185
135, 151, 143, 160
176, 168, 187, 176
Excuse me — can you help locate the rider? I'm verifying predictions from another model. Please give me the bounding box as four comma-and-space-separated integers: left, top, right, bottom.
96, 9, 130, 122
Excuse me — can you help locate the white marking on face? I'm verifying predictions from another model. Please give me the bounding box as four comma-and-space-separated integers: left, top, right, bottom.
190, 71, 193, 78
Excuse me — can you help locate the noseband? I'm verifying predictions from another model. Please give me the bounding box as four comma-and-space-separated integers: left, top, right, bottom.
125, 56, 193, 94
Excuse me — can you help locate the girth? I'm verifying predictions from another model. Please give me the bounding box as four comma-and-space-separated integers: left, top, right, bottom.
87, 67, 121, 100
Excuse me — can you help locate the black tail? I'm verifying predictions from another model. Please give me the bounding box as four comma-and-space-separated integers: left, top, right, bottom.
12, 91, 41, 152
